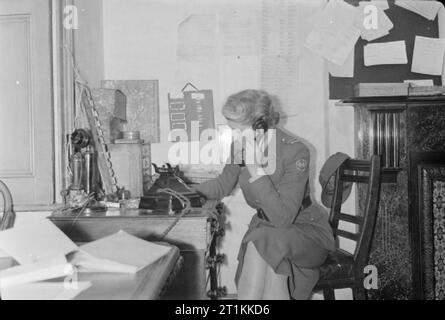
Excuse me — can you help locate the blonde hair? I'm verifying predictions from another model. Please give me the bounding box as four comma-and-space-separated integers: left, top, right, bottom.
222, 90, 280, 128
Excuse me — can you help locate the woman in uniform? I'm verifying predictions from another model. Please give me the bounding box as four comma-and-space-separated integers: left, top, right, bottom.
194, 89, 335, 300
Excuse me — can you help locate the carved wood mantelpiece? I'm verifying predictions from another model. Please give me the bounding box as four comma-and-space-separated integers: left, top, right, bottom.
338, 96, 445, 300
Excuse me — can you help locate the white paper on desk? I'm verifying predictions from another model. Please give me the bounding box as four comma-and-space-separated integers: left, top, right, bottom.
395, 0, 441, 21
359, 2, 393, 41
328, 47, 355, 77
411, 36, 445, 75
0, 255, 72, 288
1, 281, 91, 300
305, 0, 362, 65
364, 40, 408, 66
0, 219, 78, 265
76, 231, 171, 274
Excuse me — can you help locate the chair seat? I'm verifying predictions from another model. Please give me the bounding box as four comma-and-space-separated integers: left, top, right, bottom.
319, 250, 354, 281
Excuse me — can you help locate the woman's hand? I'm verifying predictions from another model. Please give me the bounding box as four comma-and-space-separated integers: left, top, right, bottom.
243, 132, 267, 180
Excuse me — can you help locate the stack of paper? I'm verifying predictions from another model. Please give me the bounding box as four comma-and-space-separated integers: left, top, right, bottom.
0, 255, 72, 288
70, 231, 171, 274
0, 219, 172, 300
305, 0, 362, 66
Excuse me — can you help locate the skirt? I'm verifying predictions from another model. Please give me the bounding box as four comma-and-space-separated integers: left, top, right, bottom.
234, 214, 329, 300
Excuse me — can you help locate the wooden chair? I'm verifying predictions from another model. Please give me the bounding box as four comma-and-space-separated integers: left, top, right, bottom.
0, 180, 15, 231
314, 155, 381, 300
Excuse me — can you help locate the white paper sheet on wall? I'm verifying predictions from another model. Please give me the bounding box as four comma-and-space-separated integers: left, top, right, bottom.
220, 7, 259, 56
395, 0, 441, 21
359, 2, 394, 41
328, 47, 355, 78
304, 0, 362, 66
411, 36, 445, 75
0, 255, 72, 288
367, 0, 389, 11
260, 55, 299, 114
177, 14, 217, 63
363, 40, 408, 66
261, 0, 302, 57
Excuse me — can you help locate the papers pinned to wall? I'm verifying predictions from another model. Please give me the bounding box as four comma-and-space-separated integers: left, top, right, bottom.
177, 14, 217, 63
411, 36, 445, 76
304, 0, 361, 66
328, 47, 355, 78
395, 0, 441, 21
220, 6, 259, 56
1, 281, 91, 300
364, 40, 408, 66
366, 0, 390, 11
262, 0, 302, 57
359, 2, 394, 41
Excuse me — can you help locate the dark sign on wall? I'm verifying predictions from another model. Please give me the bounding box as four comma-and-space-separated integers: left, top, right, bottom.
168, 89, 215, 141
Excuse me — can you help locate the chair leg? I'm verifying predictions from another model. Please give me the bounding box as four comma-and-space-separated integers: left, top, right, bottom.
353, 286, 367, 300
323, 288, 336, 300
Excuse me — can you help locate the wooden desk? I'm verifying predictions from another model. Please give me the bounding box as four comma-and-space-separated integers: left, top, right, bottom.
49, 207, 217, 299
0, 246, 181, 300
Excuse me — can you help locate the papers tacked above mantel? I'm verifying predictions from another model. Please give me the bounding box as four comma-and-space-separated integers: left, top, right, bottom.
305, 0, 362, 66
395, 0, 442, 21
363, 41, 408, 66
411, 36, 445, 76
359, 1, 394, 42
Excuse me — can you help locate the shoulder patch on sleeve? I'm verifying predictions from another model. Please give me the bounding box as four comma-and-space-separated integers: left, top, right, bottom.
296, 158, 307, 172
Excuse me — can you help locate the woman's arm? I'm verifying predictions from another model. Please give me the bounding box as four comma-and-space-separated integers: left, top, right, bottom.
247, 143, 310, 228
194, 163, 241, 200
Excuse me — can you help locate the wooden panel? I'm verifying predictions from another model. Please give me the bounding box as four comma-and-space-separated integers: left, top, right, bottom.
0, 0, 54, 205
50, 215, 209, 250
0, 15, 34, 177
162, 250, 207, 300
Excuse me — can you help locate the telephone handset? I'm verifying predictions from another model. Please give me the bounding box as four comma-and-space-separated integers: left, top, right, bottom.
237, 116, 268, 167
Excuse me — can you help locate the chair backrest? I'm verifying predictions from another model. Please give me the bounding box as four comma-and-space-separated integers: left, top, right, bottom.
0, 180, 15, 231
329, 155, 381, 266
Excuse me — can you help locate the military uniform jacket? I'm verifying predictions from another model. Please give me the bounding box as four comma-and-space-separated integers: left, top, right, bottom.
195, 128, 335, 253
195, 128, 336, 299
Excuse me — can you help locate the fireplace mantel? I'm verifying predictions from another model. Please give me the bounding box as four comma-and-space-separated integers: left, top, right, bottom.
337, 95, 445, 300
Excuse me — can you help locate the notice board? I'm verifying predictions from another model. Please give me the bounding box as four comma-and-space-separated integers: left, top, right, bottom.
329, 0, 442, 99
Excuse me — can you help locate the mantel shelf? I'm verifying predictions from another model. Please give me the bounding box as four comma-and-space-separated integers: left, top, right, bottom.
336, 95, 445, 107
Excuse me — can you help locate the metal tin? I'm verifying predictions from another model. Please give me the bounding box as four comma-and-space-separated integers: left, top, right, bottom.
122, 131, 140, 140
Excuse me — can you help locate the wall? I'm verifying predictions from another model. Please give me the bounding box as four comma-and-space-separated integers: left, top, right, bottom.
73, 0, 104, 87
101, 0, 355, 297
